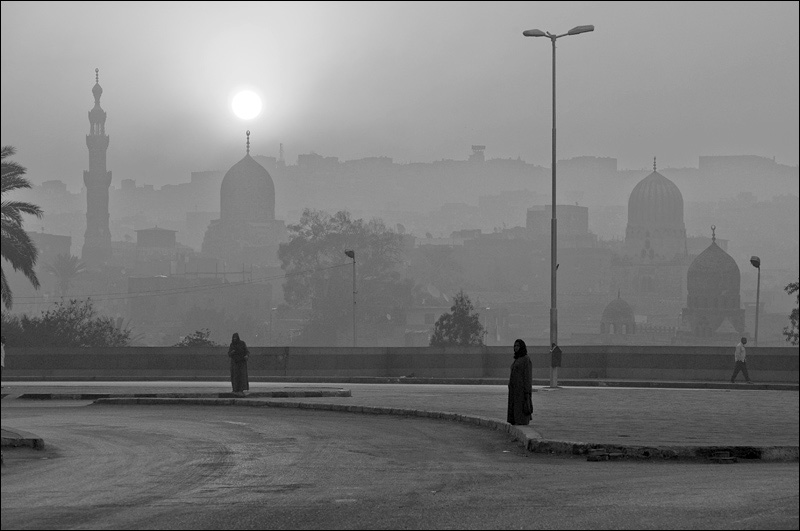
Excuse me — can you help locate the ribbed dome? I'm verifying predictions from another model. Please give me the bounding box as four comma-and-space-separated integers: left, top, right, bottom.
601, 297, 634, 323
628, 170, 684, 228
220, 153, 275, 224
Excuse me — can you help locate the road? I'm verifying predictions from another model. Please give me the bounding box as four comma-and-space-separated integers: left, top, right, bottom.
2, 403, 798, 529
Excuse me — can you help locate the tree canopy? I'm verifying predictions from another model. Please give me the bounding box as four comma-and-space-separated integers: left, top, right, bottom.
1, 145, 43, 309
174, 328, 223, 347
278, 209, 418, 344
45, 253, 86, 298
429, 290, 485, 347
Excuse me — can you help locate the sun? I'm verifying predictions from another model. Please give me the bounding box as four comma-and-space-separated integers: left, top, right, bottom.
231, 90, 262, 120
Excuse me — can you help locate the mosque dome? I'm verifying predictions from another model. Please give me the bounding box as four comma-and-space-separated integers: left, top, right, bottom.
601, 296, 634, 324
220, 131, 275, 224
627, 169, 684, 229
686, 227, 740, 310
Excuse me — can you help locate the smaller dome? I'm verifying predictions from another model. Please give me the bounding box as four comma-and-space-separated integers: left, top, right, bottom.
688, 240, 738, 277
602, 296, 634, 323
92, 82, 103, 100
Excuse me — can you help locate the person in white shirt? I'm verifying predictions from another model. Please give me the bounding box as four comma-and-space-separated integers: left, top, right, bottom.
730, 337, 752, 384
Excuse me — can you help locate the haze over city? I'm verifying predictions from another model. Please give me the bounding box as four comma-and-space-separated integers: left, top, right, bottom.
2, 1, 798, 193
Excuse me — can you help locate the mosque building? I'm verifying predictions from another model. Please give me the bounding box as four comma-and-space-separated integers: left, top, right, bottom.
202, 131, 287, 268
682, 225, 745, 337
610, 158, 691, 319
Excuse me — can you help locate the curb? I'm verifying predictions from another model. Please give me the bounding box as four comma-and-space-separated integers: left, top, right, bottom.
1, 428, 45, 450
3, 377, 797, 391
93, 397, 800, 463
13, 389, 351, 400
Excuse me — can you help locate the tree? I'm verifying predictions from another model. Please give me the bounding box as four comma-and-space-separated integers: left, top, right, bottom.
45, 253, 86, 298
174, 328, 223, 347
278, 209, 412, 344
784, 278, 799, 346
1, 298, 131, 347
1, 146, 43, 309
429, 290, 485, 347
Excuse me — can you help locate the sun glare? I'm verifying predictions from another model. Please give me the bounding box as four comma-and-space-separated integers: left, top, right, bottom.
232, 90, 262, 120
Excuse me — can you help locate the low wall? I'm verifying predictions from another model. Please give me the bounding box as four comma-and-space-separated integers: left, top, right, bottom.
3, 346, 798, 383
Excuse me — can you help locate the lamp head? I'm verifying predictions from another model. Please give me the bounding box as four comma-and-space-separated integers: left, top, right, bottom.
567, 25, 594, 35
523, 29, 547, 37
750, 256, 761, 268
344, 249, 355, 259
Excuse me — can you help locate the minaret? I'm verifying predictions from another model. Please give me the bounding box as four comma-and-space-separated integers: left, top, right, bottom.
81, 68, 112, 267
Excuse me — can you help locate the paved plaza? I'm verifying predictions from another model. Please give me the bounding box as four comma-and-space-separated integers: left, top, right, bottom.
3, 381, 798, 461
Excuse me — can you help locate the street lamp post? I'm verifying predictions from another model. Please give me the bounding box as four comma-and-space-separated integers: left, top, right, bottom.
750, 256, 761, 346
344, 249, 357, 347
523, 24, 594, 389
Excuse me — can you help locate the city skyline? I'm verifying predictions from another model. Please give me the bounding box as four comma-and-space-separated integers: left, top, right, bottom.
1, 1, 798, 193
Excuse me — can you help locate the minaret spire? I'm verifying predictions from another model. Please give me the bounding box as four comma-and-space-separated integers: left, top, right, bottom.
246, 130, 250, 155
82, 67, 112, 267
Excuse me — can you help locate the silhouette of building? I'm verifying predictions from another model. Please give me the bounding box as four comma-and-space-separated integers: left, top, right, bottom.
202, 131, 287, 267
624, 157, 687, 261
682, 226, 745, 337
600, 293, 636, 335
81, 68, 112, 267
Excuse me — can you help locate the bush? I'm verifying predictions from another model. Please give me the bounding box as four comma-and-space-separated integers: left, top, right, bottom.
2, 299, 130, 347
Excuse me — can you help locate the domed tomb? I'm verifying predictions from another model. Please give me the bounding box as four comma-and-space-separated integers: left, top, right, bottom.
601, 293, 636, 334
625, 158, 686, 261
202, 131, 286, 267
682, 226, 744, 337
220, 135, 275, 224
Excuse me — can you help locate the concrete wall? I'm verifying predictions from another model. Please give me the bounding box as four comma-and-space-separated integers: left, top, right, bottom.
3, 346, 798, 383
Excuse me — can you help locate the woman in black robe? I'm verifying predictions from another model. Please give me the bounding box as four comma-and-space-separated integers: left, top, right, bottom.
228, 332, 250, 396
507, 338, 533, 425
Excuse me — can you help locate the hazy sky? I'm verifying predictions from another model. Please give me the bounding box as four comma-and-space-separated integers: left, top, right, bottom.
1, 1, 798, 192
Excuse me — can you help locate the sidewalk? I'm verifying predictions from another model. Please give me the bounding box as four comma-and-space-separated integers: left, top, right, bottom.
2, 381, 798, 462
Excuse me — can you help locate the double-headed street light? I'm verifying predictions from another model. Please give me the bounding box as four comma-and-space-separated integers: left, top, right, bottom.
750, 256, 761, 346
344, 249, 357, 347
524, 24, 594, 388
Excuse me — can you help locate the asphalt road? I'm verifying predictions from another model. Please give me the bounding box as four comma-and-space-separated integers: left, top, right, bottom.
2, 403, 798, 530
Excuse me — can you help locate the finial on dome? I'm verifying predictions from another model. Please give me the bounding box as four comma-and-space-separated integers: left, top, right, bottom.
95, 68, 99, 83
617, 289, 621, 299
246, 130, 250, 155
653, 156, 656, 172
711, 225, 716, 243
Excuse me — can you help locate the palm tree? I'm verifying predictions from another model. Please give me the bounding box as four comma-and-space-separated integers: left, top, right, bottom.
45, 253, 86, 298
1, 146, 43, 309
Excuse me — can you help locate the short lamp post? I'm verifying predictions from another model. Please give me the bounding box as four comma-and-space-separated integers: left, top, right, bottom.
750, 256, 761, 347
344, 249, 357, 347
523, 24, 594, 388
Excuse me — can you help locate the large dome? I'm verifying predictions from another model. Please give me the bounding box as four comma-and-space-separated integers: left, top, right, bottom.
220, 153, 275, 224
627, 170, 684, 229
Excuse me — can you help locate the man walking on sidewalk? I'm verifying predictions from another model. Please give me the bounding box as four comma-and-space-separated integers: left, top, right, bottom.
730, 336, 752, 384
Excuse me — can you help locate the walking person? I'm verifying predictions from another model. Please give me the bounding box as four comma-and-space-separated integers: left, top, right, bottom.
730, 336, 752, 384
507, 339, 533, 426
228, 332, 250, 396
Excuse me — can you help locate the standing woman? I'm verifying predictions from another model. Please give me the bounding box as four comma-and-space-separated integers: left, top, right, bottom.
507, 339, 533, 425
228, 332, 250, 396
